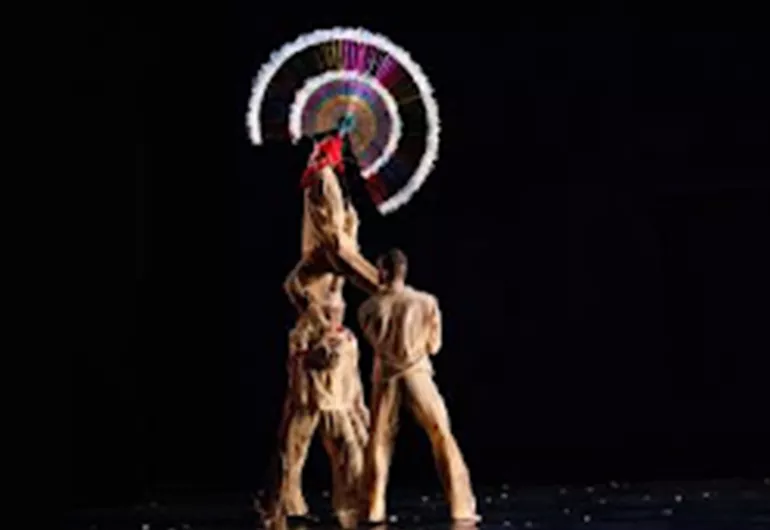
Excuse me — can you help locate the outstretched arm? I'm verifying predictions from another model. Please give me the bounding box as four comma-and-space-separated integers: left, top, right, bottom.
307, 172, 347, 251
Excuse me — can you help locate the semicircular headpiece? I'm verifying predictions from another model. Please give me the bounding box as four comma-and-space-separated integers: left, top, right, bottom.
246, 27, 441, 215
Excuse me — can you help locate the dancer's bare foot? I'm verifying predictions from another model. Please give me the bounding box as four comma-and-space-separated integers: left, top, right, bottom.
452, 513, 482, 524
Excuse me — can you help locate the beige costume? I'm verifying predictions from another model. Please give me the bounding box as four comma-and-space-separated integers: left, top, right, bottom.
260, 284, 369, 529
284, 166, 378, 316
358, 284, 479, 522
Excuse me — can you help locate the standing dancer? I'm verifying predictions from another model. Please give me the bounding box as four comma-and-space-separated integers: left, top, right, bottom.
358, 249, 480, 523
259, 278, 370, 529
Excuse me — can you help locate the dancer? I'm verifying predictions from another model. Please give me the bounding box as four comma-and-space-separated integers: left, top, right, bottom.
357, 249, 480, 523
284, 114, 378, 321
259, 278, 370, 529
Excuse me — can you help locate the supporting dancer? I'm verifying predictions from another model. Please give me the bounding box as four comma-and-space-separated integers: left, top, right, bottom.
357, 249, 480, 523
284, 114, 379, 321
259, 279, 370, 529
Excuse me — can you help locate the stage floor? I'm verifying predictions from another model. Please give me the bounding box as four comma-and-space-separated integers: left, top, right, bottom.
66, 479, 770, 529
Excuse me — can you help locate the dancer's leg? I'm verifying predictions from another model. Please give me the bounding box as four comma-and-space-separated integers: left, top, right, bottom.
403, 371, 479, 521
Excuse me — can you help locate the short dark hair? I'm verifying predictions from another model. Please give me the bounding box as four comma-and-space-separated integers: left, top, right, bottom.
377, 248, 408, 279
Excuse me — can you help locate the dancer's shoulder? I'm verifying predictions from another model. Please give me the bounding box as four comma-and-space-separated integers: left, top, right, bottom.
404, 285, 438, 306
359, 293, 382, 312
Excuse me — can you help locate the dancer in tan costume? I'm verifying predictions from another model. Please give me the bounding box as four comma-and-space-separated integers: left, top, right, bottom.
284, 120, 379, 321
260, 279, 370, 529
358, 249, 479, 523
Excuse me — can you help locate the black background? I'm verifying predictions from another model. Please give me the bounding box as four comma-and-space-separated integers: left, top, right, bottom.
75, 10, 770, 511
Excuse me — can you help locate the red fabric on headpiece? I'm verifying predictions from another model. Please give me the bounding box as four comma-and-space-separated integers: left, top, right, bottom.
300, 136, 345, 189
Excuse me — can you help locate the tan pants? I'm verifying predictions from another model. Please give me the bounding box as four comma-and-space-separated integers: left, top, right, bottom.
261, 395, 369, 529
363, 369, 478, 522
284, 244, 378, 313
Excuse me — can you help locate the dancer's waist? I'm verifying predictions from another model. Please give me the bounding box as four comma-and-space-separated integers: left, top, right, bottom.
374, 352, 433, 380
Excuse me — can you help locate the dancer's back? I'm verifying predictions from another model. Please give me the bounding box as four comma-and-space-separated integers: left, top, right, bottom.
358, 284, 441, 379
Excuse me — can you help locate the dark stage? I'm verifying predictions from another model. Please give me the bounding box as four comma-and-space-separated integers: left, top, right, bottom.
73, 10, 770, 530
66, 480, 770, 529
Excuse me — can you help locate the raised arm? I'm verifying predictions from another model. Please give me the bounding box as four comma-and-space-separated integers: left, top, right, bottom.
307, 170, 348, 250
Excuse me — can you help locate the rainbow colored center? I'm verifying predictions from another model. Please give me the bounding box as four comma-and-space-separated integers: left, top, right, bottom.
301, 78, 393, 168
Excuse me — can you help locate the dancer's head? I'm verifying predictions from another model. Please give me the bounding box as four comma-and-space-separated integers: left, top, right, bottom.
337, 113, 356, 137
377, 248, 408, 286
